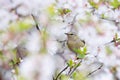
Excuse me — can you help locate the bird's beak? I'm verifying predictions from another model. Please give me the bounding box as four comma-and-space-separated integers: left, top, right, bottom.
65, 33, 68, 35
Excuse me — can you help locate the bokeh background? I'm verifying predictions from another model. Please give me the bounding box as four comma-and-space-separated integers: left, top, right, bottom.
0, 0, 120, 80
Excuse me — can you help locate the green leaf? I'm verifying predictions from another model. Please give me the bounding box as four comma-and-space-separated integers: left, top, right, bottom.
105, 46, 112, 55
58, 8, 71, 15
110, 0, 120, 9
78, 53, 86, 59
115, 33, 118, 39
72, 72, 77, 78
73, 48, 82, 54
83, 46, 87, 54
73, 47, 87, 59
88, 0, 98, 9
101, 13, 107, 19
72, 72, 87, 80
60, 74, 69, 80
64, 9, 71, 14
47, 4, 56, 17
8, 19, 32, 33
67, 59, 75, 67
74, 47, 87, 54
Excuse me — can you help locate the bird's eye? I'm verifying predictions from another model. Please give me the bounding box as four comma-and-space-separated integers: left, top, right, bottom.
70, 33, 74, 35
65, 33, 74, 35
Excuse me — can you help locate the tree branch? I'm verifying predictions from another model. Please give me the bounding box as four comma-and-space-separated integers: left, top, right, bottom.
68, 59, 82, 76
86, 63, 103, 77
31, 14, 41, 33
54, 65, 69, 80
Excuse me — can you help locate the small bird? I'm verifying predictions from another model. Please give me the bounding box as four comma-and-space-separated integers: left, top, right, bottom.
65, 33, 85, 56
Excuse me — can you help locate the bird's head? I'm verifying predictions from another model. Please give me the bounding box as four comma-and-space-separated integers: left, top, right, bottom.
65, 33, 76, 39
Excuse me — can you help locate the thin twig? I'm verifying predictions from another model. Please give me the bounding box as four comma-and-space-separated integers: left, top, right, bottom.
55, 65, 69, 80
89, 6, 120, 31
86, 63, 103, 77
104, 38, 120, 45
31, 14, 41, 33
9, 4, 22, 12
70, 13, 78, 25
69, 59, 82, 76
68, 67, 72, 75
69, 13, 79, 32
